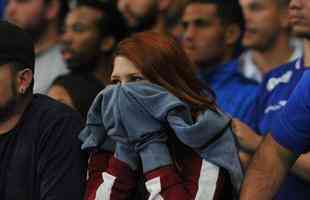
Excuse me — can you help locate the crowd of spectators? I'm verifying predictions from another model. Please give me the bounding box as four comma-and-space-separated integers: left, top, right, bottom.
0, 0, 309, 200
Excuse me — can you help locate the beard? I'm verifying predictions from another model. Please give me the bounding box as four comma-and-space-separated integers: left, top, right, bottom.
62, 41, 103, 73
0, 81, 20, 124
64, 50, 99, 73
25, 14, 48, 44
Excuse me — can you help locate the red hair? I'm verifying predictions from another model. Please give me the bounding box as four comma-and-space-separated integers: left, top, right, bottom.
114, 32, 216, 112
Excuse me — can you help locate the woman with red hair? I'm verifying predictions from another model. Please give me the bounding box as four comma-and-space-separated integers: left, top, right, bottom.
80, 32, 242, 200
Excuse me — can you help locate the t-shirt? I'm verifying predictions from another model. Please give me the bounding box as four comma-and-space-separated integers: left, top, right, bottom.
245, 58, 310, 200
0, 94, 87, 200
198, 59, 258, 122
239, 38, 303, 83
246, 59, 307, 135
272, 69, 310, 155
34, 44, 69, 94
0, 1, 4, 19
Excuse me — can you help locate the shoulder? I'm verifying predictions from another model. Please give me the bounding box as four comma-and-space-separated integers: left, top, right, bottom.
29, 94, 83, 124
229, 67, 259, 95
228, 59, 259, 87
35, 44, 67, 70
264, 59, 299, 83
257, 59, 300, 95
29, 95, 84, 145
297, 69, 310, 89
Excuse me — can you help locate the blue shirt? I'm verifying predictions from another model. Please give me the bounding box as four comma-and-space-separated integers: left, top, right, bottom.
246, 58, 310, 200
198, 59, 258, 122
272, 69, 310, 155
0, 0, 4, 19
247, 59, 306, 135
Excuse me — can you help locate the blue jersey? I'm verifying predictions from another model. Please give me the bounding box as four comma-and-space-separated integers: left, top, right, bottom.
0, 0, 4, 19
198, 59, 258, 122
247, 59, 306, 134
247, 58, 310, 200
272, 69, 310, 155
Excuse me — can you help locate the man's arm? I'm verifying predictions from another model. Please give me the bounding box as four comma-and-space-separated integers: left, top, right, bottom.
233, 119, 310, 181
240, 134, 298, 200
232, 119, 263, 153
291, 153, 310, 181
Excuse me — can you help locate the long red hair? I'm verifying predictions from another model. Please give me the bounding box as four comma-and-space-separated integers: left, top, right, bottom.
114, 32, 220, 173
114, 32, 216, 112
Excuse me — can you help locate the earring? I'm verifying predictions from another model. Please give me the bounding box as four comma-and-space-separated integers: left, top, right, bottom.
20, 88, 25, 94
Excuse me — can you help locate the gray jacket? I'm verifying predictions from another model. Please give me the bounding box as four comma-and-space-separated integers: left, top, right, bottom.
79, 82, 243, 192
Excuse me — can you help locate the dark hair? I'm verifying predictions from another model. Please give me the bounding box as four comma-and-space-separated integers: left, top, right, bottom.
76, 0, 129, 42
44, 0, 69, 32
115, 32, 217, 112
186, 0, 244, 57
51, 74, 103, 119
188, 0, 244, 27
164, 0, 189, 28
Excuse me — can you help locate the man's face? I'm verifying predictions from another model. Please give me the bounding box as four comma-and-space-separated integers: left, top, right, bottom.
240, 0, 286, 50
181, 3, 226, 67
0, 64, 19, 123
5, 0, 47, 41
61, 6, 102, 71
117, 0, 158, 32
289, 0, 310, 39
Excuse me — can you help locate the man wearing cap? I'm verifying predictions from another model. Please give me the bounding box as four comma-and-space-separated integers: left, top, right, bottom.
0, 21, 86, 200
5, 0, 70, 94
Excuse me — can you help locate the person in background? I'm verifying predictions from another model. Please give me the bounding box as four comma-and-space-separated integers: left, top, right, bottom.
163, 0, 189, 40
0, 0, 4, 19
60, 1, 129, 199
117, 0, 166, 33
239, 0, 302, 83
181, 0, 258, 121
0, 21, 86, 200
47, 74, 103, 120
240, 68, 310, 200
5, 0, 69, 94
62, 0, 128, 85
234, 0, 310, 199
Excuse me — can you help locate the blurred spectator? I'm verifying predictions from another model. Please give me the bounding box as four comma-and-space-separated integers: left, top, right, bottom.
60, 3, 129, 199
239, 71, 310, 200
0, 21, 86, 200
241, 70, 310, 199
164, 0, 189, 40
47, 74, 103, 120
62, 0, 128, 84
240, 0, 310, 189
181, 0, 258, 121
233, 0, 310, 199
239, 0, 302, 83
118, 0, 179, 34
5, 0, 69, 94
0, 0, 4, 19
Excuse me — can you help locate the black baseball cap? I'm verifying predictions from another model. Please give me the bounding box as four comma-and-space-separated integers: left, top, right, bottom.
0, 21, 35, 71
